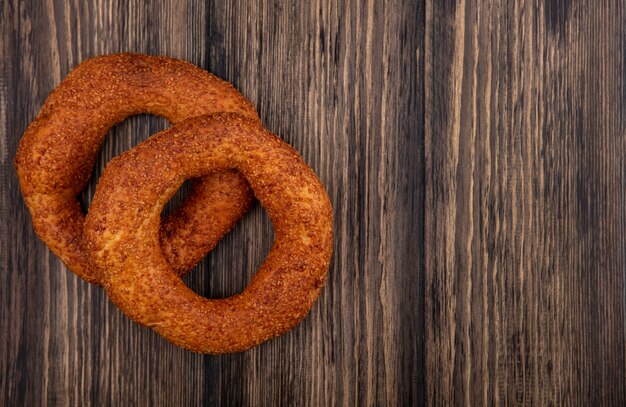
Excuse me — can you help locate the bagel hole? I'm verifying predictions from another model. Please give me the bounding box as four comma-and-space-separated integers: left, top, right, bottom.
79, 114, 170, 213
181, 204, 274, 300
161, 179, 192, 217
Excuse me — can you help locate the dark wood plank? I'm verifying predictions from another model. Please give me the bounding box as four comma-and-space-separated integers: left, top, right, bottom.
424, 0, 625, 404
205, 1, 424, 405
1, 0, 424, 405
1, 0, 209, 405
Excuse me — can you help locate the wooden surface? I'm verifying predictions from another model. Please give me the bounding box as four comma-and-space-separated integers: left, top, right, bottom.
0, 0, 624, 405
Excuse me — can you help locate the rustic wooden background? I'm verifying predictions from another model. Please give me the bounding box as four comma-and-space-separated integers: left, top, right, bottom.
1, 0, 624, 405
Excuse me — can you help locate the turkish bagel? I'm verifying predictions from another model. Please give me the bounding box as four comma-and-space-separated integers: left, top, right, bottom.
84, 114, 333, 353
15, 54, 258, 283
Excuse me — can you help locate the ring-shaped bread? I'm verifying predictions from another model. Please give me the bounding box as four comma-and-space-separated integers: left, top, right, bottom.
84, 114, 333, 353
15, 54, 258, 283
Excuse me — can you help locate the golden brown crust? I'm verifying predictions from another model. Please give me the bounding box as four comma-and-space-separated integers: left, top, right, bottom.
15, 53, 259, 283
83, 114, 333, 354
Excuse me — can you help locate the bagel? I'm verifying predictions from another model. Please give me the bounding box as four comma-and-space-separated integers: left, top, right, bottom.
15, 53, 258, 283
84, 114, 333, 353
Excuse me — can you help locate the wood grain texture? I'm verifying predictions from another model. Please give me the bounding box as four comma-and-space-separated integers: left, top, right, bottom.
1, 0, 624, 405
424, 0, 625, 405
1, 0, 422, 405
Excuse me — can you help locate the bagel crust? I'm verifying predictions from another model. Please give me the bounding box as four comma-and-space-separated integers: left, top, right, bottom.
84, 114, 333, 354
15, 54, 259, 283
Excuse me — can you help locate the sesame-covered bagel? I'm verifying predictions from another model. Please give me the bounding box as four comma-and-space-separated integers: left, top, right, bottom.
15, 53, 258, 283
84, 114, 333, 353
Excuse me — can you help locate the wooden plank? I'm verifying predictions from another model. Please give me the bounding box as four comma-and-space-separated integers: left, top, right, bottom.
205, 1, 424, 405
424, 0, 625, 404
1, 0, 424, 405
1, 0, 210, 405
